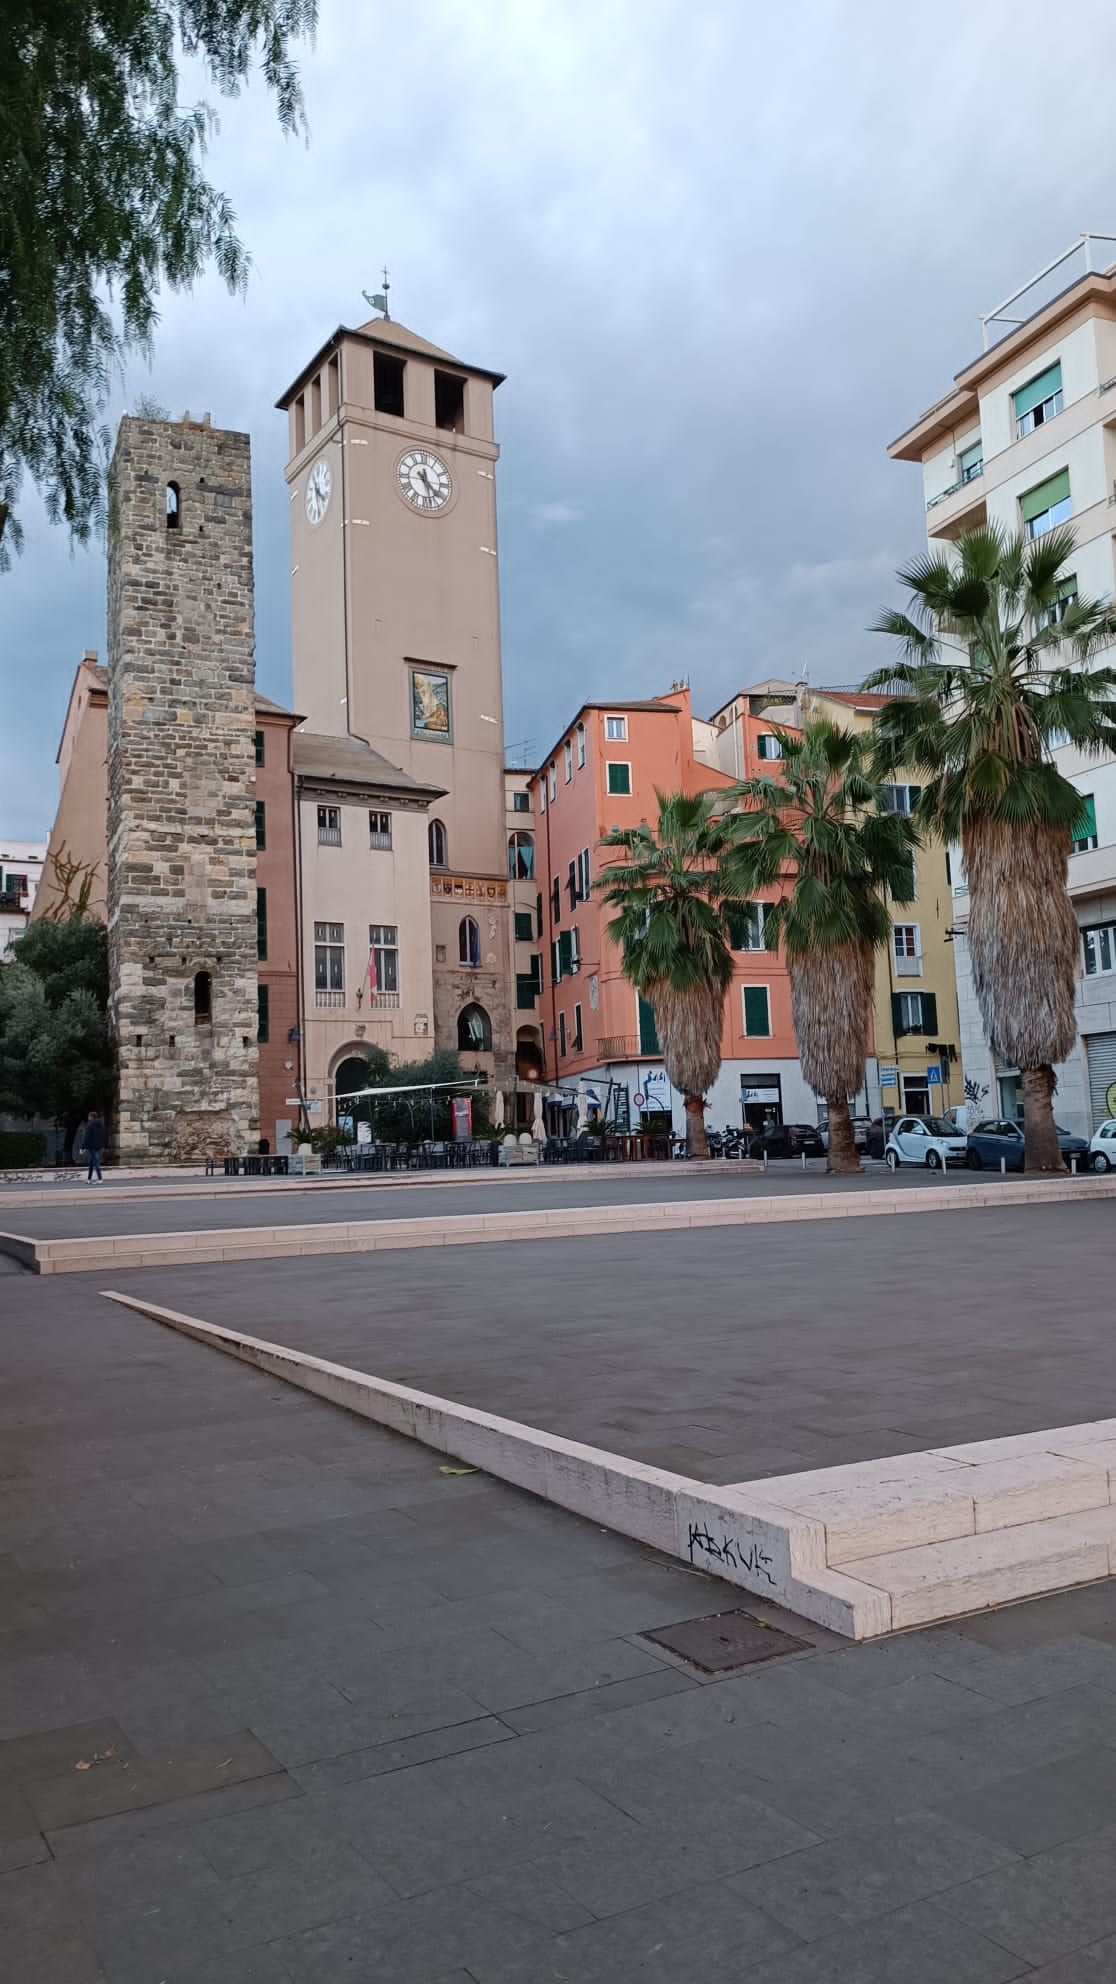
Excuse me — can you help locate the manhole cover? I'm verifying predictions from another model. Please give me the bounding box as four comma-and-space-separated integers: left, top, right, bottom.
643, 1609, 810, 1673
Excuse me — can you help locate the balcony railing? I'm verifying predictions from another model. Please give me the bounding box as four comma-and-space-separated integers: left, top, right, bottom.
369, 991, 400, 1009
895, 954, 923, 977
369, 831, 392, 850
315, 989, 345, 1007
596, 1034, 639, 1059
317, 826, 342, 846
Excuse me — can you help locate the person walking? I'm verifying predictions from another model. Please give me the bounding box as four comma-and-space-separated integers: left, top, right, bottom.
81, 1111, 106, 1182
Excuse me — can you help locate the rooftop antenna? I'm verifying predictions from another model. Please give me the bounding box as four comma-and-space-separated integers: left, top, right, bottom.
362, 266, 391, 320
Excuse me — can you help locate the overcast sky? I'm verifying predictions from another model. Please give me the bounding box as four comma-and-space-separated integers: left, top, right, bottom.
6, 0, 1116, 835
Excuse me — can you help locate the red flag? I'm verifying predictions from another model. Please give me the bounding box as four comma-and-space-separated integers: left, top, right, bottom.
367, 944, 377, 993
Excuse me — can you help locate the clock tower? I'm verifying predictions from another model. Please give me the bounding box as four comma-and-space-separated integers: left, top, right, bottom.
278, 316, 515, 1078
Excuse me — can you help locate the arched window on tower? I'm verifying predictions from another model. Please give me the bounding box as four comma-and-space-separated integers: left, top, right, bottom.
428, 818, 447, 868
458, 1003, 492, 1053
166, 482, 181, 530
193, 970, 212, 1024
458, 916, 480, 967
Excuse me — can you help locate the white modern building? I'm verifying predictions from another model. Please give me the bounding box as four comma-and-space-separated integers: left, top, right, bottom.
889, 236, 1116, 1134
0, 840, 46, 957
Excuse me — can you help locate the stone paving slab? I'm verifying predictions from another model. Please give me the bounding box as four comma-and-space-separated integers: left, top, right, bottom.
85, 1202, 1116, 1488
5, 1170, 1113, 1273
11, 1264, 1116, 1979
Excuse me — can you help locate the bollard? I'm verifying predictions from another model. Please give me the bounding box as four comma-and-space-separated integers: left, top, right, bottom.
801, 1151, 807, 1171
1000, 1156, 1006, 1176
763, 1150, 768, 1173
1072, 1155, 1078, 1176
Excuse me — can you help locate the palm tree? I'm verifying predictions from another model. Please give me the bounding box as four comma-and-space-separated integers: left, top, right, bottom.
723, 721, 919, 1174
597, 790, 740, 1157
867, 524, 1116, 1173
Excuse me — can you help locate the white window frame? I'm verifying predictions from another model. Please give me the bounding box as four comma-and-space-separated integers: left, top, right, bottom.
883, 784, 917, 816
1083, 923, 1116, 977
368, 923, 399, 994
606, 761, 632, 796
563, 739, 573, 783
317, 804, 342, 845
573, 1001, 583, 1051
578, 847, 591, 900
558, 1011, 568, 1056
548, 762, 557, 802
605, 714, 627, 742
893, 923, 921, 959
576, 722, 586, 768
756, 733, 782, 761
368, 810, 392, 850
313, 920, 345, 991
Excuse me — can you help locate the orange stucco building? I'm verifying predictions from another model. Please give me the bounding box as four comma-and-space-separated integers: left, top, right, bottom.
523, 685, 816, 1135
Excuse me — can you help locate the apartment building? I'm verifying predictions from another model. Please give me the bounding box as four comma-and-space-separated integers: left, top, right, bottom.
889, 236, 1116, 1131
530, 686, 816, 1135
702, 682, 963, 1122
0, 840, 46, 957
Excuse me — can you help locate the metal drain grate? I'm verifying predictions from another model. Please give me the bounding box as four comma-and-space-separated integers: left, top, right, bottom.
643, 1609, 811, 1673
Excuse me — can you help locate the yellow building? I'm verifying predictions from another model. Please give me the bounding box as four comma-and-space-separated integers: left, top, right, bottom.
804, 689, 963, 1121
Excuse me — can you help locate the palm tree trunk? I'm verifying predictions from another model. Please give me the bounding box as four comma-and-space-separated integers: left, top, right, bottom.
683, 1094, 709, 1158
1021, 1065, 1066, 1174
825, 1093, 860, 1174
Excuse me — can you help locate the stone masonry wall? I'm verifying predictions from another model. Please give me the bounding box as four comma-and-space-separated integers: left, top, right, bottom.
107, 416, 260, 1161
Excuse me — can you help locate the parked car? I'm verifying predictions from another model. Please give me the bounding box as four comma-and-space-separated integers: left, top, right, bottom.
818, 1116, 872, 1152
884, 1115, 969, 1171
747, 1123, 825, 1160
1087, 1119, 1116, 1171
965, 1119, 1090, 1171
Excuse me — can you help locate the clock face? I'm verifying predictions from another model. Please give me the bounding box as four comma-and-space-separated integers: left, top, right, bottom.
305, 458, 331, 525
397, 449, 452, 513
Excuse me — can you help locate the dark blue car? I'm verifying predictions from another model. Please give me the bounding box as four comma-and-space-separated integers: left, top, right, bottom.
965, 1118, 1090, 1171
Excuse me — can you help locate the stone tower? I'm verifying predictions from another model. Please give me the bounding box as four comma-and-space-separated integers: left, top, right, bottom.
106, 414, 260, 1162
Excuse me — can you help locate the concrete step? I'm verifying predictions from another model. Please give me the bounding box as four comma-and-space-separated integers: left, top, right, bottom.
750, 1451, 1115, 1565
842, 1505, 1116, 1629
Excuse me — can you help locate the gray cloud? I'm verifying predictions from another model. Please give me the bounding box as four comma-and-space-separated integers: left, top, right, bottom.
6, 0, 1116, 823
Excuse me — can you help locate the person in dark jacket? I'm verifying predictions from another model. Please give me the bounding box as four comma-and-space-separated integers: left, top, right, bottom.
81, 1111, 107, 1181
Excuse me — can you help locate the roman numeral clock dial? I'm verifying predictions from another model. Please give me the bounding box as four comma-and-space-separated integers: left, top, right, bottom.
396, 449, 452, 512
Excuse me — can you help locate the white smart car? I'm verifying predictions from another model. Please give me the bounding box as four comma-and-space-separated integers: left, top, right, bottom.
1089, 1119, 1116, 1172
884, 1115, 970, 1172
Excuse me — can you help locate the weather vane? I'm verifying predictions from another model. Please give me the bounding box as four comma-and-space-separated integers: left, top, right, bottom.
361, 266, 391, 319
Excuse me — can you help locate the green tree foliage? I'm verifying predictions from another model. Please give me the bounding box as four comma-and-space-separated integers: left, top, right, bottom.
724, 722, 919, 1174
867, 524, 1116, 1172
342, 1049, 491, 1144
598, 790, 743, 1157
0, 919, 114, 1133
0, 0, 317, 560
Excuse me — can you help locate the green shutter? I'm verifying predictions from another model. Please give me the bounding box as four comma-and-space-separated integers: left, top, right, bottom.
254, 799, 266, 850
892, 992, 908, 1038
1013, 361, 1062, 419
535, 892, 543, 938
637, 996, 660, 1055
607, 762, 631, 795
514, 911, 533, 942
743, 985, 770, 1036
958, 441, 982, 476
256, 887, 267, 961
515, 975, 537, 1010
1020, 469, 1070, 523
254, 729, 265, 766
921, 992, 938, 1035
558, 930, 573, 975
256, 984, 269, 1043
529, 952, 542, 989
726, 905, 749, 950
1073, 794, 1098, 844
